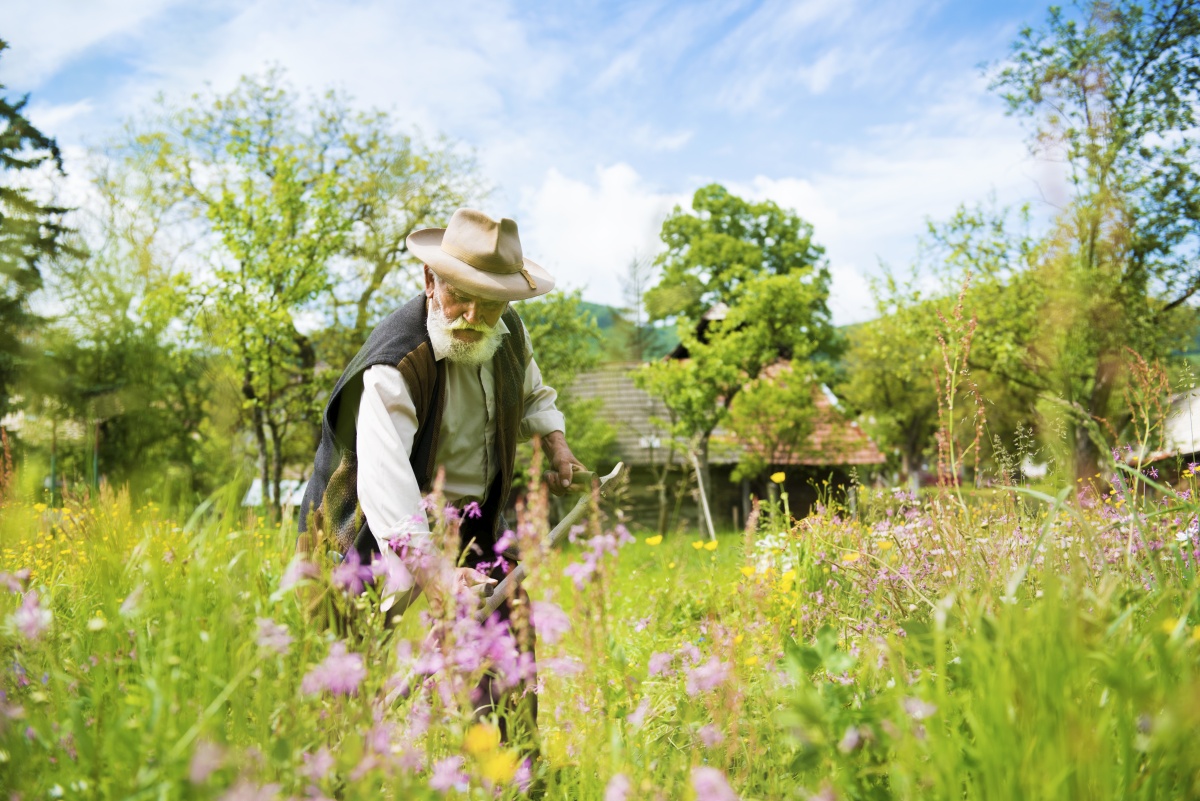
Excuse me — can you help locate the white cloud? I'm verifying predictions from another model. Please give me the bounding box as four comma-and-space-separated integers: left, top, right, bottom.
3, 0, 184, 88
25, 99, 95, 133
518, 163, 686, 306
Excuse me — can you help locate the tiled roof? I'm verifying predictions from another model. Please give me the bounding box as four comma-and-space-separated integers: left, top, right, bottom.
572, 362, 886, 467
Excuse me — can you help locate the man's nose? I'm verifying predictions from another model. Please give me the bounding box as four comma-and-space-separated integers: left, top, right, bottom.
462, 302, 481, 324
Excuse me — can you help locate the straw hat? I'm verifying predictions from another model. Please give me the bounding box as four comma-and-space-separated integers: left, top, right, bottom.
406, 208, 555, 301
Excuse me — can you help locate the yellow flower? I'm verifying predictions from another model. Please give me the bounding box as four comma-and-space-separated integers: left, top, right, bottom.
644, 535, 663, 546
781, 569, 796, 582
668, 562, 677, 569
480, 749, 519, 784
744, 655, 759, 666
770, 472, 786, 484
740, 565, 756, 577
733, 634, 744, 645
704, 541, 718, 551
32, 503, 47, 513
1191, 626, 1200, 642
464, 723, 501, 756
1161, 618, 1182, 636
842, 552, 861, 563
876, 540, 893, 550
692, 540, 704, 550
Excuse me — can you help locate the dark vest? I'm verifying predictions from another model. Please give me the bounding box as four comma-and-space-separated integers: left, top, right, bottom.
297, 293, 528, 564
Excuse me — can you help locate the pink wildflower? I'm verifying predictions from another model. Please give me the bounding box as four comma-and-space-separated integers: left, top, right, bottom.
255, 618, 292, 655
539, 656, 584, 676
301, 641, 367, 696
685, 656, 731, 694
903, 697, 937, 721
698, 723, 725, 747
0, 569, 28, 593
302, 747, 334, 781
429, 755, 469, 793
331, 549, 375, 595
11, 590, 51, 640
626, 697, 650, 729
605, 773, 632, 801
647, 651, 674, 677
530, 600, 571, 645
188, 740, 224, 784
464, 501, 483, 519
217, 779, 280, 801
691, 766, 739, 801
279, 558, 319, 592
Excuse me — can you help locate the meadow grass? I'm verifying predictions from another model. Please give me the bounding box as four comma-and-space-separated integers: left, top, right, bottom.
1, 467, 1199, 800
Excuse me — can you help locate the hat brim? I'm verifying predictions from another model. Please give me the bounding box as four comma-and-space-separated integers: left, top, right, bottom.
407, 228, 556, 301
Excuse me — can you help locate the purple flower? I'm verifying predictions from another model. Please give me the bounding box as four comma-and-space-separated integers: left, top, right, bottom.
698, 723, 725, 747
531, 601, 571, 645
513, 758, 533, 793
255, 618, 292, 655
605, 773, 632, 801
494, 529, 516, 554
217, 780, 280, 801
188, 740, 224, 784
633, 616, 651, 633
647, 651, 674, 677
626, 697, 650, 729
429, 755, 469, 793
301, 641, 367, 696
302, 747, 335, 781
0, 569, 28, 593
332, 550, 375, 595
837, 725, 861, 753
903, 697, 937, 721
464, 501, 483, 519
11, 591, 52, 640
539, 656, 584, 676
1148, 467, 1159, 479
371, 548, 415, 598
685, 657, 731, 694
442, 504, 461, 521
691, 766, 739, 801
279, 558, 319, 592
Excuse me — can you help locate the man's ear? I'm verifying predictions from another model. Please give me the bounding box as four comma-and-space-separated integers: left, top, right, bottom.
423, 265, 435, 299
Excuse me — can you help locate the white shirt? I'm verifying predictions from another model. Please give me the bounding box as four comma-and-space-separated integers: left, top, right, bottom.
355, 314, 565, 556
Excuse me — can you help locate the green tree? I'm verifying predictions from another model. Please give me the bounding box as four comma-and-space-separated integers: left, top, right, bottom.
0, 39, 73, 418
518, 290, 616, 473
636, 185, 836, 492
991, 0, 1200, 479
726, 363, 816, 483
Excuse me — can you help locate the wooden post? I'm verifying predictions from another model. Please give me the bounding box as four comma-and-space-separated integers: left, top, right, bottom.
689, 449, 717, 541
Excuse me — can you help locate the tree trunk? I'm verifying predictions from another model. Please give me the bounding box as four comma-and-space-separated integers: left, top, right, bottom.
1075, 350, 1121, 486
270, 418, 284, 520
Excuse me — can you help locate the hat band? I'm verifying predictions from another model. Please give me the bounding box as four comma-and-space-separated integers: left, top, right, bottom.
440, 240, 538, 291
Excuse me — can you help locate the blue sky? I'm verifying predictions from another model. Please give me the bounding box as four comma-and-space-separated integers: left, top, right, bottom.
5, 0, 1061, 323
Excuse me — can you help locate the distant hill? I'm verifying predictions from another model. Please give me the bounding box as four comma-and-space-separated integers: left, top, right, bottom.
579, 301, 679, 362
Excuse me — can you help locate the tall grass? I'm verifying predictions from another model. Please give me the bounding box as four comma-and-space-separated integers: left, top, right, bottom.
1, 462, 1199, 799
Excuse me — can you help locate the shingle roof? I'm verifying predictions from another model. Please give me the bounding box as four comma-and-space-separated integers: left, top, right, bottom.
572, 363, 886, 467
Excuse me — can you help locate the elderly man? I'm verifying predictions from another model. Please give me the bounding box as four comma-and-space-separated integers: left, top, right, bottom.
298, 208, 584, 734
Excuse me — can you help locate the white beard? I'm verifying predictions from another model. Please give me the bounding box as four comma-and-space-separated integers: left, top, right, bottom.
426, 296, 504, 366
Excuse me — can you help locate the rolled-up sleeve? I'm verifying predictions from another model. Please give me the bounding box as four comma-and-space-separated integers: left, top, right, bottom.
356, 365, 431, 549
519, 321, 566, 441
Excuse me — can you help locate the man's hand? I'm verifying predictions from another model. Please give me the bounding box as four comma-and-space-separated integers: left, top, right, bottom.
542, 430, 587, 497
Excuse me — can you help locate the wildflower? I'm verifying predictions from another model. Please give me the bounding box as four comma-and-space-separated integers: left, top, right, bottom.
733, 634, 744, 645
302, 747, 334, 781
494, 529, 516, 554
842, 552, 861, 563
331, 549, 375, 595
668, 562, 677, 569
743, 655, 758, 666
0, 569, 28, 593
530, 600, 571, 645
741, 566, 756, 577
704, 541, 718, 551
685, 656, 732, 694
463, 501, 483, 519
118, 586, 144, 617
647, 651, 674, 677
903, 697, 937, 721
301, 641, 366, 696
429, 756, 470, 793
837, 725, 861, 753
11, 591, 52, 641
480, 749, 519, 784
692, 540, 704, 550
876, 540, 893, 550
1161, 618, 1180, 635
605, 773, 632, 801
540, 655, 585, 676
634, 616, 652, 632
698, 723, 725, 746
513, 758, 533, 793
254, 618, 292, 655
279, 558, 319, 592
644, 535, 663, 546
691, 766, 739, 801
464, 722, 501, 756
770, 472, 786, 484
627, 697, 651, 728
188, 740, 224, 784
217, 780, 280, 801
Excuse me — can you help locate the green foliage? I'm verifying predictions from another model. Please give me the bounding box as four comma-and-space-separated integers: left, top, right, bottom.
0, 40, 73, 419
727, 363, 816, 483
518, 290, 617, 471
